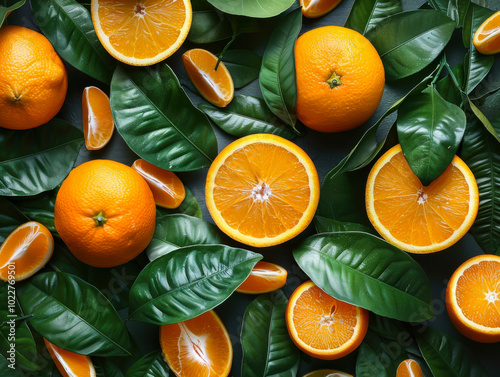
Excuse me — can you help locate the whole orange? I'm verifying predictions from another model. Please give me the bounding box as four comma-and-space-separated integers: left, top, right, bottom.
295, 26, 385, 133
54, 160, 156, 268
0, 25, 68, 130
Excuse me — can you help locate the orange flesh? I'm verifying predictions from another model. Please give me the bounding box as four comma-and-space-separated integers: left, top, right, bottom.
236, 261, 287, 294
82, 86, 114, 150
396, 359, 424, 377
300, 0, 342, 18
474, 12, 500, 53
44, 339, 96, 377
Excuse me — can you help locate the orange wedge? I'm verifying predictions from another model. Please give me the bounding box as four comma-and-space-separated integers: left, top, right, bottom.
44, 338, 96, 377
303, 370, 353, 377
365, 144, 479, 254
473, 10, 500, 55
236, 261, 287, 294
82, 86, 114, 150
0, 221, 53, 282
286, 281, 368, 360
205, 134, 320, 247
182, 48, 234, 107
446, 254, 500, 343
396, 359, 424, 377
160, 310, 232, 377
91, 0, 192, 66
300, 0, 343, 18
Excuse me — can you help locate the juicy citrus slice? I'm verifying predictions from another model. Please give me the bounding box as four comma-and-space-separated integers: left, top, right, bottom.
302, 370, 353, 377
300, 0, 343, 18
82, 86, 114, 150
365, 144, 479, 254
236, 261, 287, 294
0, 221, 53, 282
91, 0, 192, 66
182, 48, 234, 107
160, 310, 232, 377
473, 10, 500, 55
44, 338, 96, 377
205, 134, 320, 247
286, 281, 368, 360
132, 159, 186, 209
396, 359, 424, 377
446, 254, 500, 343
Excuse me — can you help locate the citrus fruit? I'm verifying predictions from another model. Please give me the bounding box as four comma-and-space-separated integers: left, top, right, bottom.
446, 254, 500, 343
54, 160, 156, 268
473, 10, 500, 55
236, 261, 287, 294
295, 25, 384, 133
286, 281, 369, 360
302, 370, 353, 377
44, 338, 96, 377
300, 0, 343, 18
0, 25, 67, 130
205, 134, 320, 247
182, 48, 234, 107
365, 144, 479, 254
0, 221, 53, 282
160, 310, 232, 377
82, 86, 114, 150
132, 159, 186, 209
91, 0, 192, 66
396, 359, 424, 377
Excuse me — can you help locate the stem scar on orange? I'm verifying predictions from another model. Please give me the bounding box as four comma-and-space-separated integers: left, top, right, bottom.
473, 10, 500, 55
396, 359, 424, 377
300, 0, 343, 18
236, 261, 287, 294
44, 338, 96, 377
82, 86, 114, 151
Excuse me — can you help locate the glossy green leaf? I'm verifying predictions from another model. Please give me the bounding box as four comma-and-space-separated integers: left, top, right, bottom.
241, 291, 299, 377
356, 341, 388, 377
314, 215, 373, 234
470, 60, 500, 100
125, 350, 170, 377
95, 359, 124, 377
293, 232, 434, 321
471, 0, 500, 10
0, 0, 24, 27
12, 189, 58, 235
0, 198, 28, 242
475, 87, 500, 135
222, 50, 262, 88
187, 9, 232, 44
110, 64, 218, 172
129, 245, 262, 325
447, 0, 471, 26
345, 0, 402, 35
156, 187, 202, 219
468, 97, 500, 143
428, 0, 448, 12
436, 62, 465, 106
207, 0, 294, 18
0, 119, 83, 197
0, 353, 21, 376
48, 241, 88, 279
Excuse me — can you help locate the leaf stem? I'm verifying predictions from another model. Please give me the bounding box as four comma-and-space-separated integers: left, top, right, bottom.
215, 33, 237, 71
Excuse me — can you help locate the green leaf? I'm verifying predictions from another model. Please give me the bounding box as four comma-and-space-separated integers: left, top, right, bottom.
293, 232, 434, 321
0, 353, 21, 376
470, 60, 500, 100
12, 189, 58, 235
95, 359, 124, 377
447, 0, 471, 27
222, 50, 262, 88
128, 245, 262, 325
48, 241, 89, 279
110, 64, 217, 172
241, 291, 300, 377
156, 187, 202, 219
365, 10, 455, 80
125, 350, 170, 377
356, 341, 388, 377
207, 0, 294, 18
468, 97, 500, 143
18, 272, 131, 357
0, 119, 83, 197
31, 0, 116, 84
471, 0, 500, 10
0, 198, 28, 242
474, 87, 500, 136
314, 216, 373, 234
345, 0, 403, 35
0, 0, 24, 27
436, 62, 465, 106
187, 9, 232, 44
428, 0, 448, 12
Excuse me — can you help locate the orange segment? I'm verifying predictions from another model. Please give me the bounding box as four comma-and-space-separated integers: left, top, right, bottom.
396, 359, 424, 377
300, 0, 343, 18
206, 134, 320, 247
285, 281, 368, 360
0, 221, 53, 282
82, 86, 114, 150
302, 370, 353, 377
160, 310, 232, 377
473, 11, 500, 55
236, 261, 287, 294
365, 144, 479, 254
91, 0, 192, 66
44, 338, 96, 377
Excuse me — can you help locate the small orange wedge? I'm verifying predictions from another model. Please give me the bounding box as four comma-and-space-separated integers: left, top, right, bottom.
396, 359, 424, 377
302, 370, 353, 377
473, 10, 500, 55
236, 261, 287, 294
300, 0, 343, 18
82, 86, 114, 150
0, 221, 53, 282
44, 338, 96, 377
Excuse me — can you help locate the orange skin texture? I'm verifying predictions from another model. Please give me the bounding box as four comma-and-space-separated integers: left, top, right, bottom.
54, 160, 156, 268
295, 26, 385, 133
0, 25, 68, 130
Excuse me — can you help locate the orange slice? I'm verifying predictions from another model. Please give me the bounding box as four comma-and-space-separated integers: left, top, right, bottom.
91, 0, 192, 66
44, 338, 96, 377
396, 359, 424, 377
82, 86, 114, 150
473, 10, 500, 55
132, 159, 186, 209
365, 144, 479, 254
205, 134, 320, 247
303, 370, 353, 377
0, 221, 53, 282
236, 261, 287, 294
446, 254, 500, 343
285, 281, 368, 360
300, 0, 343, 18
160, 310, 232, 377
182, 48, 234, 107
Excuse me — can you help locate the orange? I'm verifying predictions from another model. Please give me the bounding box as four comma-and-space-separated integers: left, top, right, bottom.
295, 26, 384, 133
82, 86, 114, 150
160, 310, 232, 377
0, 25, 67, 130
44, 338, 96, 377
236, 261, 287, 294
300, 0, 343, 18
473, 10, 500, 55
366, 144, 479, 254
182, 48, 234, 107
132, 159, 186, 209
91, 0, 192, 66
302, 370, 353, 377
0, 221, 53, 282
396, 359, 424, 377
205, 134, 320, 247
285, 281, 368, 360
446, 254, 500, 343
54, 160, 156, 268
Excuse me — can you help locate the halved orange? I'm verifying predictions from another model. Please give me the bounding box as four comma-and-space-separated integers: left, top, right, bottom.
0, 221, 54, 282
91, 0, 192, 66
446, 254, 500, 343
236, 261, 287, 294
82, 86, 114, 150
182, 48, 234, 107
396, 359, 424, 377
473, 10, 500, 55
160, 310, 232, 377
300, 0, 343, 18
366, 144, 479, 254
44, 338, 96, 377
302, 370, 353, 377
285, 281, 369, 360
205, 134, 320, 247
